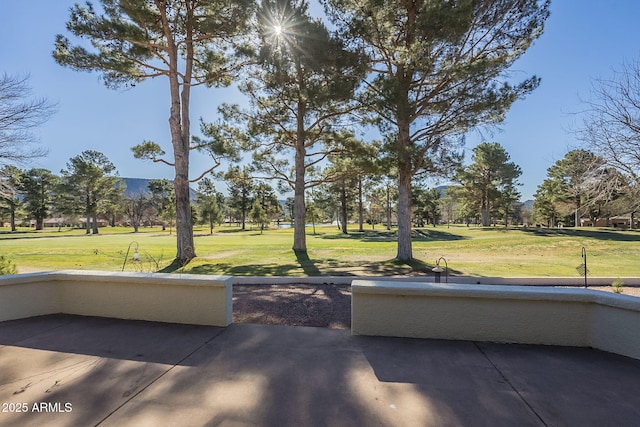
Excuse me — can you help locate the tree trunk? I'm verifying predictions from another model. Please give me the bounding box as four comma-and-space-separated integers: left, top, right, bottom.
481, 208, 490, 226
396, 118, 413, 261
163, 6, 195, 265
292, 143, 307, 252
292, 78, 307, 253
10, 208, 16, 232
241, 191, 247, 230
92, 213, 99, 234
481, 190, 491, 226
357, 176, 364, 232
386, 184, 392, 231
167, 117, 192, 259
173, 165, 194, 261
392, 59, 419, 260
173, 99, 196, 261
397, 168, 413, 260
340, 182, 348, 234
293, 167, 307, 252
85, 196, 91, 235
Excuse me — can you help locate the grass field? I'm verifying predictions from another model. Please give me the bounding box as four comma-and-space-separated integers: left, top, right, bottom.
2, 224, 640, 277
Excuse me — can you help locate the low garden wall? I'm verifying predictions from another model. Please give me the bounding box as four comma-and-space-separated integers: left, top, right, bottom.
4, 272, 639, 359
0, 270, 233, 326
351, 280, 640, 360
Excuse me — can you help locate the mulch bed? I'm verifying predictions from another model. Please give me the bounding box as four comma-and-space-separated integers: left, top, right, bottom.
232, 284, 352, 329
232, 283, 640, 330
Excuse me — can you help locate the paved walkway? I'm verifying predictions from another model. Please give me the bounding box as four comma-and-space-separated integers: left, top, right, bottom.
1, 314, 640, 426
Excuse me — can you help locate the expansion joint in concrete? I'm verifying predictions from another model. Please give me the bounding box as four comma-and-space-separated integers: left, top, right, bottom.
95, 327, 227, 426
474, 342, 548, 427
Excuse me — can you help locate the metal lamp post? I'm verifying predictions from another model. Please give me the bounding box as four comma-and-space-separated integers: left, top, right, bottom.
432, 256, 448, 283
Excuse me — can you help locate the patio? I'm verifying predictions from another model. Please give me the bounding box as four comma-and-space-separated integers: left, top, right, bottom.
1, 314, 640, 426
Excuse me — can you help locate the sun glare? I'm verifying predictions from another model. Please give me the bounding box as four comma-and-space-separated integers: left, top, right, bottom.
273, 24, 282, 35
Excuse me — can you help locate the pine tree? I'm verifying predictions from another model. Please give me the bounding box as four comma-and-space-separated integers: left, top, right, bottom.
60, 150, 123, 234
0, 165, 23, 231
224, 0, 365, 253
453, 142, 522, 226
196, 177, 223, 234
225, 166, 254, 230
54, 0, 252, 263
20, 168, 59, 230
327, 0, 549, 260
250, 199, 269, 234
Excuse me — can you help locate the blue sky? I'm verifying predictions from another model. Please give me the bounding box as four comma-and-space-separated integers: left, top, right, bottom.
1, 0, 639, 200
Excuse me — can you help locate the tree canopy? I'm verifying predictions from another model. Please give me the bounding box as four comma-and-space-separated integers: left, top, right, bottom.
20, 168, 59, 230
533, 149, 626, 227
60, 150, 123, 234
453, 142, 522, 226
0, 74, 55, 166
578, 58, 640, 216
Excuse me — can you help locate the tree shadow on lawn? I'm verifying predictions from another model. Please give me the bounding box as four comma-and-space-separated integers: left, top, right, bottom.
178, 250, 322, 276
475, 226, 514, 233
214, 228, 253, 234
315, 229, 397, 241
183, 262, 305, 276
0, 230, 135, 240
519, 227, 640, 242
413, 229, 468, 241
318, 229, 468, 242
294, 249, 321, 276
180, 255, 461, 277
365, 257, 463, 276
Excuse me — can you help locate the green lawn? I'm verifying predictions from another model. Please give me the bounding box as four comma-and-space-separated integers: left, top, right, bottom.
2, 224, 640, 277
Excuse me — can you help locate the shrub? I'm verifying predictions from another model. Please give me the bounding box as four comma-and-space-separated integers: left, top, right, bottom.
612, 277, 624, 294
0, 256, 18, 275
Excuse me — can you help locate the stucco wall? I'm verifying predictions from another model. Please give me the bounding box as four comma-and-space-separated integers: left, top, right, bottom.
0, 270, 233, 326
0, 275, 58, 321
352, 280, 640, 360
590, 298, 640, 360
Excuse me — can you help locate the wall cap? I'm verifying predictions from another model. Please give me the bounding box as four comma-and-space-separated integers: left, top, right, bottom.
351, 280, 640, 311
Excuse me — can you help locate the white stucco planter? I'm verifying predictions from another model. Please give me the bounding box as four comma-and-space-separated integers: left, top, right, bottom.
352, 280, 640, 360
0, 270, 233, 326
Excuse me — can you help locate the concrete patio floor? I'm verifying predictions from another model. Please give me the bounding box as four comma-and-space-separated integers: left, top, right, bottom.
1, 315, 640, 426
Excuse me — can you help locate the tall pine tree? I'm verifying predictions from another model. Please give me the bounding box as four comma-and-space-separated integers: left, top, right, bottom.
326, 0, 549, 260
54, 0, 252, 263
222, 0, 365, 253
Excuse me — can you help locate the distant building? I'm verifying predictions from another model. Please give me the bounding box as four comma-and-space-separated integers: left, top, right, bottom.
29, 217, 108, 228
580, 215, 639, 228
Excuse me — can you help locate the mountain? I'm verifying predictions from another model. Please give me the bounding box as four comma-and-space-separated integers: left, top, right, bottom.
120, 178, 153, 197
119, 178, 196, 199
436, 185, 449, 196
521, 199, 534, 211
